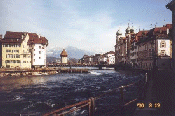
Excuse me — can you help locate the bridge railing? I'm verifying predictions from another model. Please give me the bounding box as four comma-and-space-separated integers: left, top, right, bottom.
43, 73, 147, 116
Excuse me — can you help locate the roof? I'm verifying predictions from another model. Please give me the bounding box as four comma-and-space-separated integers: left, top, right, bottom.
105, 51, 115, 55
165, 24, 172, 29
136, 24, 172, 45
0, 31, 48, 45
60, 49, 68, 57
28, 33, 48, 46
1, 31, 27, 43
136, 30, 149, 37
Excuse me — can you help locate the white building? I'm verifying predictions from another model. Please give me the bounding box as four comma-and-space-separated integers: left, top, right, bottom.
28, 33, 48, 68
105, 51, 115, 65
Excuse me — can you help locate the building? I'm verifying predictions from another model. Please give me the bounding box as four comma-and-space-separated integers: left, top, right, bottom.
93, 54, 101, 65
28, 33, 48, 68
105, 51, 115, 65
115, 24, 135, 65
115, 24, 172, 70
60, 49, 68, 64
115, 28, 122, 64
136, 30, 152, 70
99, 54, 107, 64
0, 31, 31, 68
130, 33, 138, 67
0, 31, 48, 69
166, 0, 175, 71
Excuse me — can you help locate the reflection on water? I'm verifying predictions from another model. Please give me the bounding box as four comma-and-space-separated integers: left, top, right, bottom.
0, 70, 144, 115
0, 76, 46, 91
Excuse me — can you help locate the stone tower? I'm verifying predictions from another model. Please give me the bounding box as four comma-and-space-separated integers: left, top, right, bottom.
115, 28, 122, 64
60, 49, 68, 64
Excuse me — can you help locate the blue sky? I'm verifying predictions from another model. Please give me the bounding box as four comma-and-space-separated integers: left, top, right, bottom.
0, 0, 172, 53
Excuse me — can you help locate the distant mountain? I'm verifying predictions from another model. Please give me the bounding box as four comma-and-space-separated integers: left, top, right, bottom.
47, 46, 94, 59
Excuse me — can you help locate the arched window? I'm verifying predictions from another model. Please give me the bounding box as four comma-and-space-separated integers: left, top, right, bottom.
160, 41, 166, 48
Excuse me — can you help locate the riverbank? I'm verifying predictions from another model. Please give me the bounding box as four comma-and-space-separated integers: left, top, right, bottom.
0, 67, 89, 78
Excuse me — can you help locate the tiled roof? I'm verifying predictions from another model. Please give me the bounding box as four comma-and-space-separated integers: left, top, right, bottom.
1, 31, 26, 43
60, 49, 68, 57
28, 33, 48, 45
136, 30, 149, 37
106, 51, 115, 55
165, 24, 172, 29
0, 31, 48, 45
4, 31, 27, 39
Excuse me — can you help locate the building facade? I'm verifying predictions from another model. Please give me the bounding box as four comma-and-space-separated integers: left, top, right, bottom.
105, 51, 115, 65
115, 24, 172, 70
0, 31, 31, 68
0, 31, 48, 69
28, 33, 48, 68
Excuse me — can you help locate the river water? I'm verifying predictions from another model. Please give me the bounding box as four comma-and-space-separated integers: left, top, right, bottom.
0, 68, 145, 116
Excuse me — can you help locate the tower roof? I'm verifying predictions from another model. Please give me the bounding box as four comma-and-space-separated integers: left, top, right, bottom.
126, 23, 130, 34
116, 29, 122, 35
60, 49, 68, 57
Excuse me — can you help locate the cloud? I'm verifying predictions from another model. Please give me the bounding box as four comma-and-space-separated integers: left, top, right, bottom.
0, 0, 172, 54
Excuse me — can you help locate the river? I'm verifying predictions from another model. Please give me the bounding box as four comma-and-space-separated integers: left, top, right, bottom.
0, 68, 145, 116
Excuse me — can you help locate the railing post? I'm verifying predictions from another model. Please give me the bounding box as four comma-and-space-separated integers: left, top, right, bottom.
89, 97, 95, 116
145, 73, 147, 82
120, 86, 124, 115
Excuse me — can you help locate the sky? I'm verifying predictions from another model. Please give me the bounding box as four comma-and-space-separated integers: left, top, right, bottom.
0, 0, 173, 53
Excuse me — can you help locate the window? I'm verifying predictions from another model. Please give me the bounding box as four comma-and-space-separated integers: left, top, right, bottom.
16, 54, 20, 58
13, 60, 16, 63
39, 57, 41, 59
5, 60, 10, 63
23, 61, 26, 63
39, 46, 41, 49
34, 59, 35, 62
160, 41, 166, 48
17, 60, 20, 63
39, 51, 41, 54
34, 54, 35, 56
23, 55, 26, 58
161, 50, 165, 56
